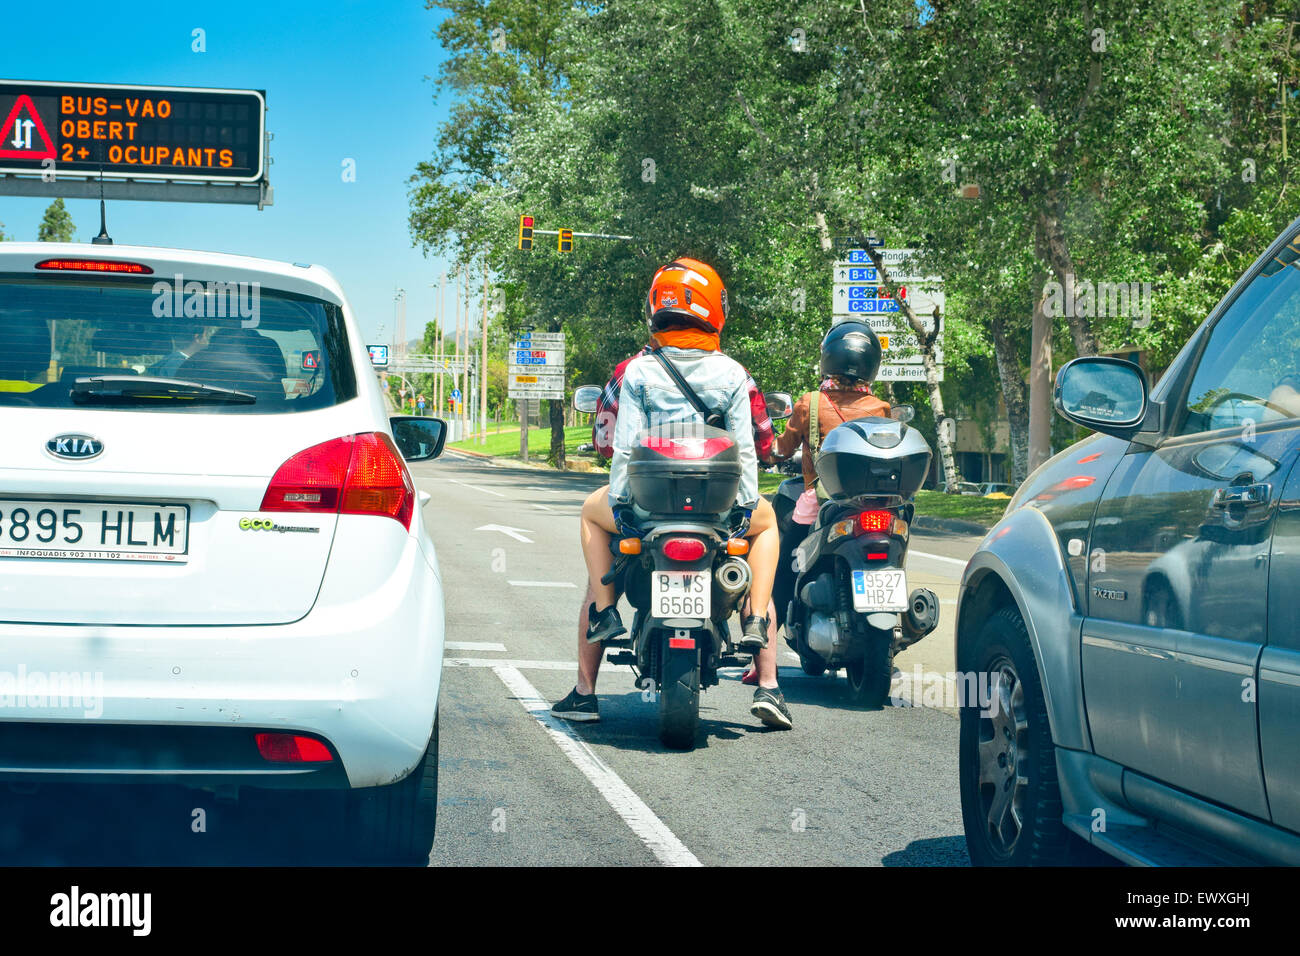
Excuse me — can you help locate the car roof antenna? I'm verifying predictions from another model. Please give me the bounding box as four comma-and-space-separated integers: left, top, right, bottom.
91, 163, 112, 245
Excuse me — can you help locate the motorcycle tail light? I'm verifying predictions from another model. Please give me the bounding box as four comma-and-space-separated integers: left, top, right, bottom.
620, 538, 642, 555
662, 537, 706, 562
726, 538, 749, 555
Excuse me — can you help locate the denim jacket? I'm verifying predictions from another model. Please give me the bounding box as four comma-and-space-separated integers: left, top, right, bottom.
608, 347, 758, 511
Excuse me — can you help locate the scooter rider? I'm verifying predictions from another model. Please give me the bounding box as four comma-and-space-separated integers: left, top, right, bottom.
554, 258, 791, 729
771, 321, 889, 623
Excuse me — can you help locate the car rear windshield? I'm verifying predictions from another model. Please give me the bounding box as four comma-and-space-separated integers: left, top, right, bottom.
0, 276, 356, 413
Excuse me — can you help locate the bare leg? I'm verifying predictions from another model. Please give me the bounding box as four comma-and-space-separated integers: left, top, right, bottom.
754, 599, 780, 689
580, 488, 620, 610
576, 582, 603, 695
744, 497, 779, 614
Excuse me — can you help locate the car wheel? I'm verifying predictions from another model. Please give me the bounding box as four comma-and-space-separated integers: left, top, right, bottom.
347, 720, 439, 865
959, 606, 1074, 865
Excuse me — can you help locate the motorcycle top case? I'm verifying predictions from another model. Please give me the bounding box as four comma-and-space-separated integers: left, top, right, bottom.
627, 425, 742, 516
816, 417, 932, 499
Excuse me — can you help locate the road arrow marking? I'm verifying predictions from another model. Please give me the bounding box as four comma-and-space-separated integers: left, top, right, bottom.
477, 524, 534, 543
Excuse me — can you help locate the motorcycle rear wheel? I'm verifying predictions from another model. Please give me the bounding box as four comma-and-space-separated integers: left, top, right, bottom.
655, 632, 700, 750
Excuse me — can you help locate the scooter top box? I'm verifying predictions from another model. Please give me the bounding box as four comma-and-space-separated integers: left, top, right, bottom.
817, 417, 932, 499
627, 425, 742, 516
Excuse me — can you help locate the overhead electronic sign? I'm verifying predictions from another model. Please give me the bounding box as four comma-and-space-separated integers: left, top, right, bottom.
0, 80, 265, 182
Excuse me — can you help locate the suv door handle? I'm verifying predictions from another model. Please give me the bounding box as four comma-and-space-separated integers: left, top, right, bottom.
1211, 483, 1272, 508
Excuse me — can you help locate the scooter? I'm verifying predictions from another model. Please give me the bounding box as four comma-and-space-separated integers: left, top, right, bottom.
775, 406, 940, 706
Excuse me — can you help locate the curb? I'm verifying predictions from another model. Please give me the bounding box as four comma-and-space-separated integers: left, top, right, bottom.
445, 446, 495, 460
912, 514, 990, 535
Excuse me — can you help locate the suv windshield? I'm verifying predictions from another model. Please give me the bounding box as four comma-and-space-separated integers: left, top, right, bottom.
0, 277, 356, 413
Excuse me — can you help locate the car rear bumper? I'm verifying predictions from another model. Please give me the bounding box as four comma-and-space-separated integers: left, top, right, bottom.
0, 532, 444, 790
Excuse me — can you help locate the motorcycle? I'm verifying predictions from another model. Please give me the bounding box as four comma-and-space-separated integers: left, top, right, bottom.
774, 405, 941, 706
572, 386, 792, 749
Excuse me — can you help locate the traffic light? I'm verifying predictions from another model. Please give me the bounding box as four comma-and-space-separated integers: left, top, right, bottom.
518, 215, 534, 250
558, 228, 573, 252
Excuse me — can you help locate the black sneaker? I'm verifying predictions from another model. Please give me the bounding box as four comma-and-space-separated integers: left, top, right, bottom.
551, 687, 600, 722
738, 614, 769, 651
586, 603, 626, 645
751, 687, 793, 730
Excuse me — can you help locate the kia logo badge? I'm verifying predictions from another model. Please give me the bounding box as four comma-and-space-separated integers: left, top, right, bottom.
47, 434, 103, 460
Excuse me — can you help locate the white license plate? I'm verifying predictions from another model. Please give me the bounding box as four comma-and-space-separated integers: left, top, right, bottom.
653, 570, 711, 619
852, 568, 907, 612
0, 499, 189, 562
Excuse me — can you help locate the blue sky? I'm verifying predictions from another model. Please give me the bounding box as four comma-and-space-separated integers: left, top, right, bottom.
0, 0, 458, 347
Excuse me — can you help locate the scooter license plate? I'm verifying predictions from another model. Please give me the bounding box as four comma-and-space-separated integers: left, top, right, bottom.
851, 568, 908, 612
653, 570, 711, 619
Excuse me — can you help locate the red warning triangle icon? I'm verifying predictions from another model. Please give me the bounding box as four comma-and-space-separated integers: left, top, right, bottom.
0, 94, 55, 160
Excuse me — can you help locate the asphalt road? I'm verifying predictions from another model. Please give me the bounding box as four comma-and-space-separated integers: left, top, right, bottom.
0, 451, 984, 865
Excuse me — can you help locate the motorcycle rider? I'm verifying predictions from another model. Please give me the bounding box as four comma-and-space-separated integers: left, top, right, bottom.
555, 258, 791, 729
770, 321, 889, 623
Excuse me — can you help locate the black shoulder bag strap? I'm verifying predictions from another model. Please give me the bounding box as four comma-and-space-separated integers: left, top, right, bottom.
650, 348, 726, 429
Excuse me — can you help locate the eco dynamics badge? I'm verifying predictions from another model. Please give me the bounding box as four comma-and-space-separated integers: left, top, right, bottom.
238, 517, 320, 534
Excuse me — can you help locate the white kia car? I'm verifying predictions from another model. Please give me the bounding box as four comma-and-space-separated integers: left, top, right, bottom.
0, 242, 446, 863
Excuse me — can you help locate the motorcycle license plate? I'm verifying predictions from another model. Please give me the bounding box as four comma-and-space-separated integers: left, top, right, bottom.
851, 568, 907, 612
653, 570, 711, 619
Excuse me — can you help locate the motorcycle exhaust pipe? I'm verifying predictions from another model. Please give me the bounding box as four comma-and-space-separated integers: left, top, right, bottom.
716, 558, 752, 596
898, 587, 940, 650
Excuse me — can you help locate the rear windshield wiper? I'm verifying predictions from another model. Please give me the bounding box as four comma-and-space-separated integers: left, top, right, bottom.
70, 376, 257, 406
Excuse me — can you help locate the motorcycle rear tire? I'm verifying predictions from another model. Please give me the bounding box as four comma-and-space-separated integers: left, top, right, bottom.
656, 633, 700, 750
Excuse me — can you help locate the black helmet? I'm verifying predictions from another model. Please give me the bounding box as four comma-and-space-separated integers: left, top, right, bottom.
820, 320, 882, 384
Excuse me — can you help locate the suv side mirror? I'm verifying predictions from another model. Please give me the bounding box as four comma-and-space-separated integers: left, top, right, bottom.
573, 385, 601, 415
1054, 356, 1149, 439
390, 416, 447, 462
764, 391, 793, 421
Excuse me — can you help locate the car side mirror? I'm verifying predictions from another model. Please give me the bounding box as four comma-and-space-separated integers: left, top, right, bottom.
1054, 356, 1149, 439
889, 404, 915, 424
573, 385, 601, 415
390, 416, 446, 462
764, 391, 793, 421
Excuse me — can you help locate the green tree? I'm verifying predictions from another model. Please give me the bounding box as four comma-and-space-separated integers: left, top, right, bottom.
37, 199, 75, 242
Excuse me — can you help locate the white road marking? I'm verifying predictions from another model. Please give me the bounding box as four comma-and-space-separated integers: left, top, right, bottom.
477, 523, 535, 543
508, 580, 579, 588
445, 657, 633, 672
450, 479, 506, 498
491, 663, 702, 867
446, 642, 507, 652
910, 550, 968, 567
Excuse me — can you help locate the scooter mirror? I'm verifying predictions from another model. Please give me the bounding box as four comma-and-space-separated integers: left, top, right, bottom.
890, 404, 915, 424
764, 391, 793, 421
572, 385, 601, 414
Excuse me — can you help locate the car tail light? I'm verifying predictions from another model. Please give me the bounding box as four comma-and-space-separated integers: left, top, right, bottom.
857, 510, 894, 534
662, 537, 706, 562
641, 435, 734, 460
261, 433, 415, 529
35, 257, 153, 274
255, 732, 333, 763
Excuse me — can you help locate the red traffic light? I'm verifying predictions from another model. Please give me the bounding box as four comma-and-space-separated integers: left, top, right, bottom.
522, 216, 534, 227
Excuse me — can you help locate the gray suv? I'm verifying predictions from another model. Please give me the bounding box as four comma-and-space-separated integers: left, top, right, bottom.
958, 215, 1300, 865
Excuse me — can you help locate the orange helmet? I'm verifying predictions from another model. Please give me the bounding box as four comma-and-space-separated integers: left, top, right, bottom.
645, 258, 729, 334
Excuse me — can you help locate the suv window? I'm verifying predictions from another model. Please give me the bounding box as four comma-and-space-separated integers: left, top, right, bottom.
1179, 234, 1300, 435
0, 277, 356, 413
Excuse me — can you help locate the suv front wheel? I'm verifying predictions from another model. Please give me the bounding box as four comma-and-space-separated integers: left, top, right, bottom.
959, 606, 1074, 865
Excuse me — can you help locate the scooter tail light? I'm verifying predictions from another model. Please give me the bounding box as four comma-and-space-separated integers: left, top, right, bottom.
857, 510, 894, 534
661, 537, 707, 562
